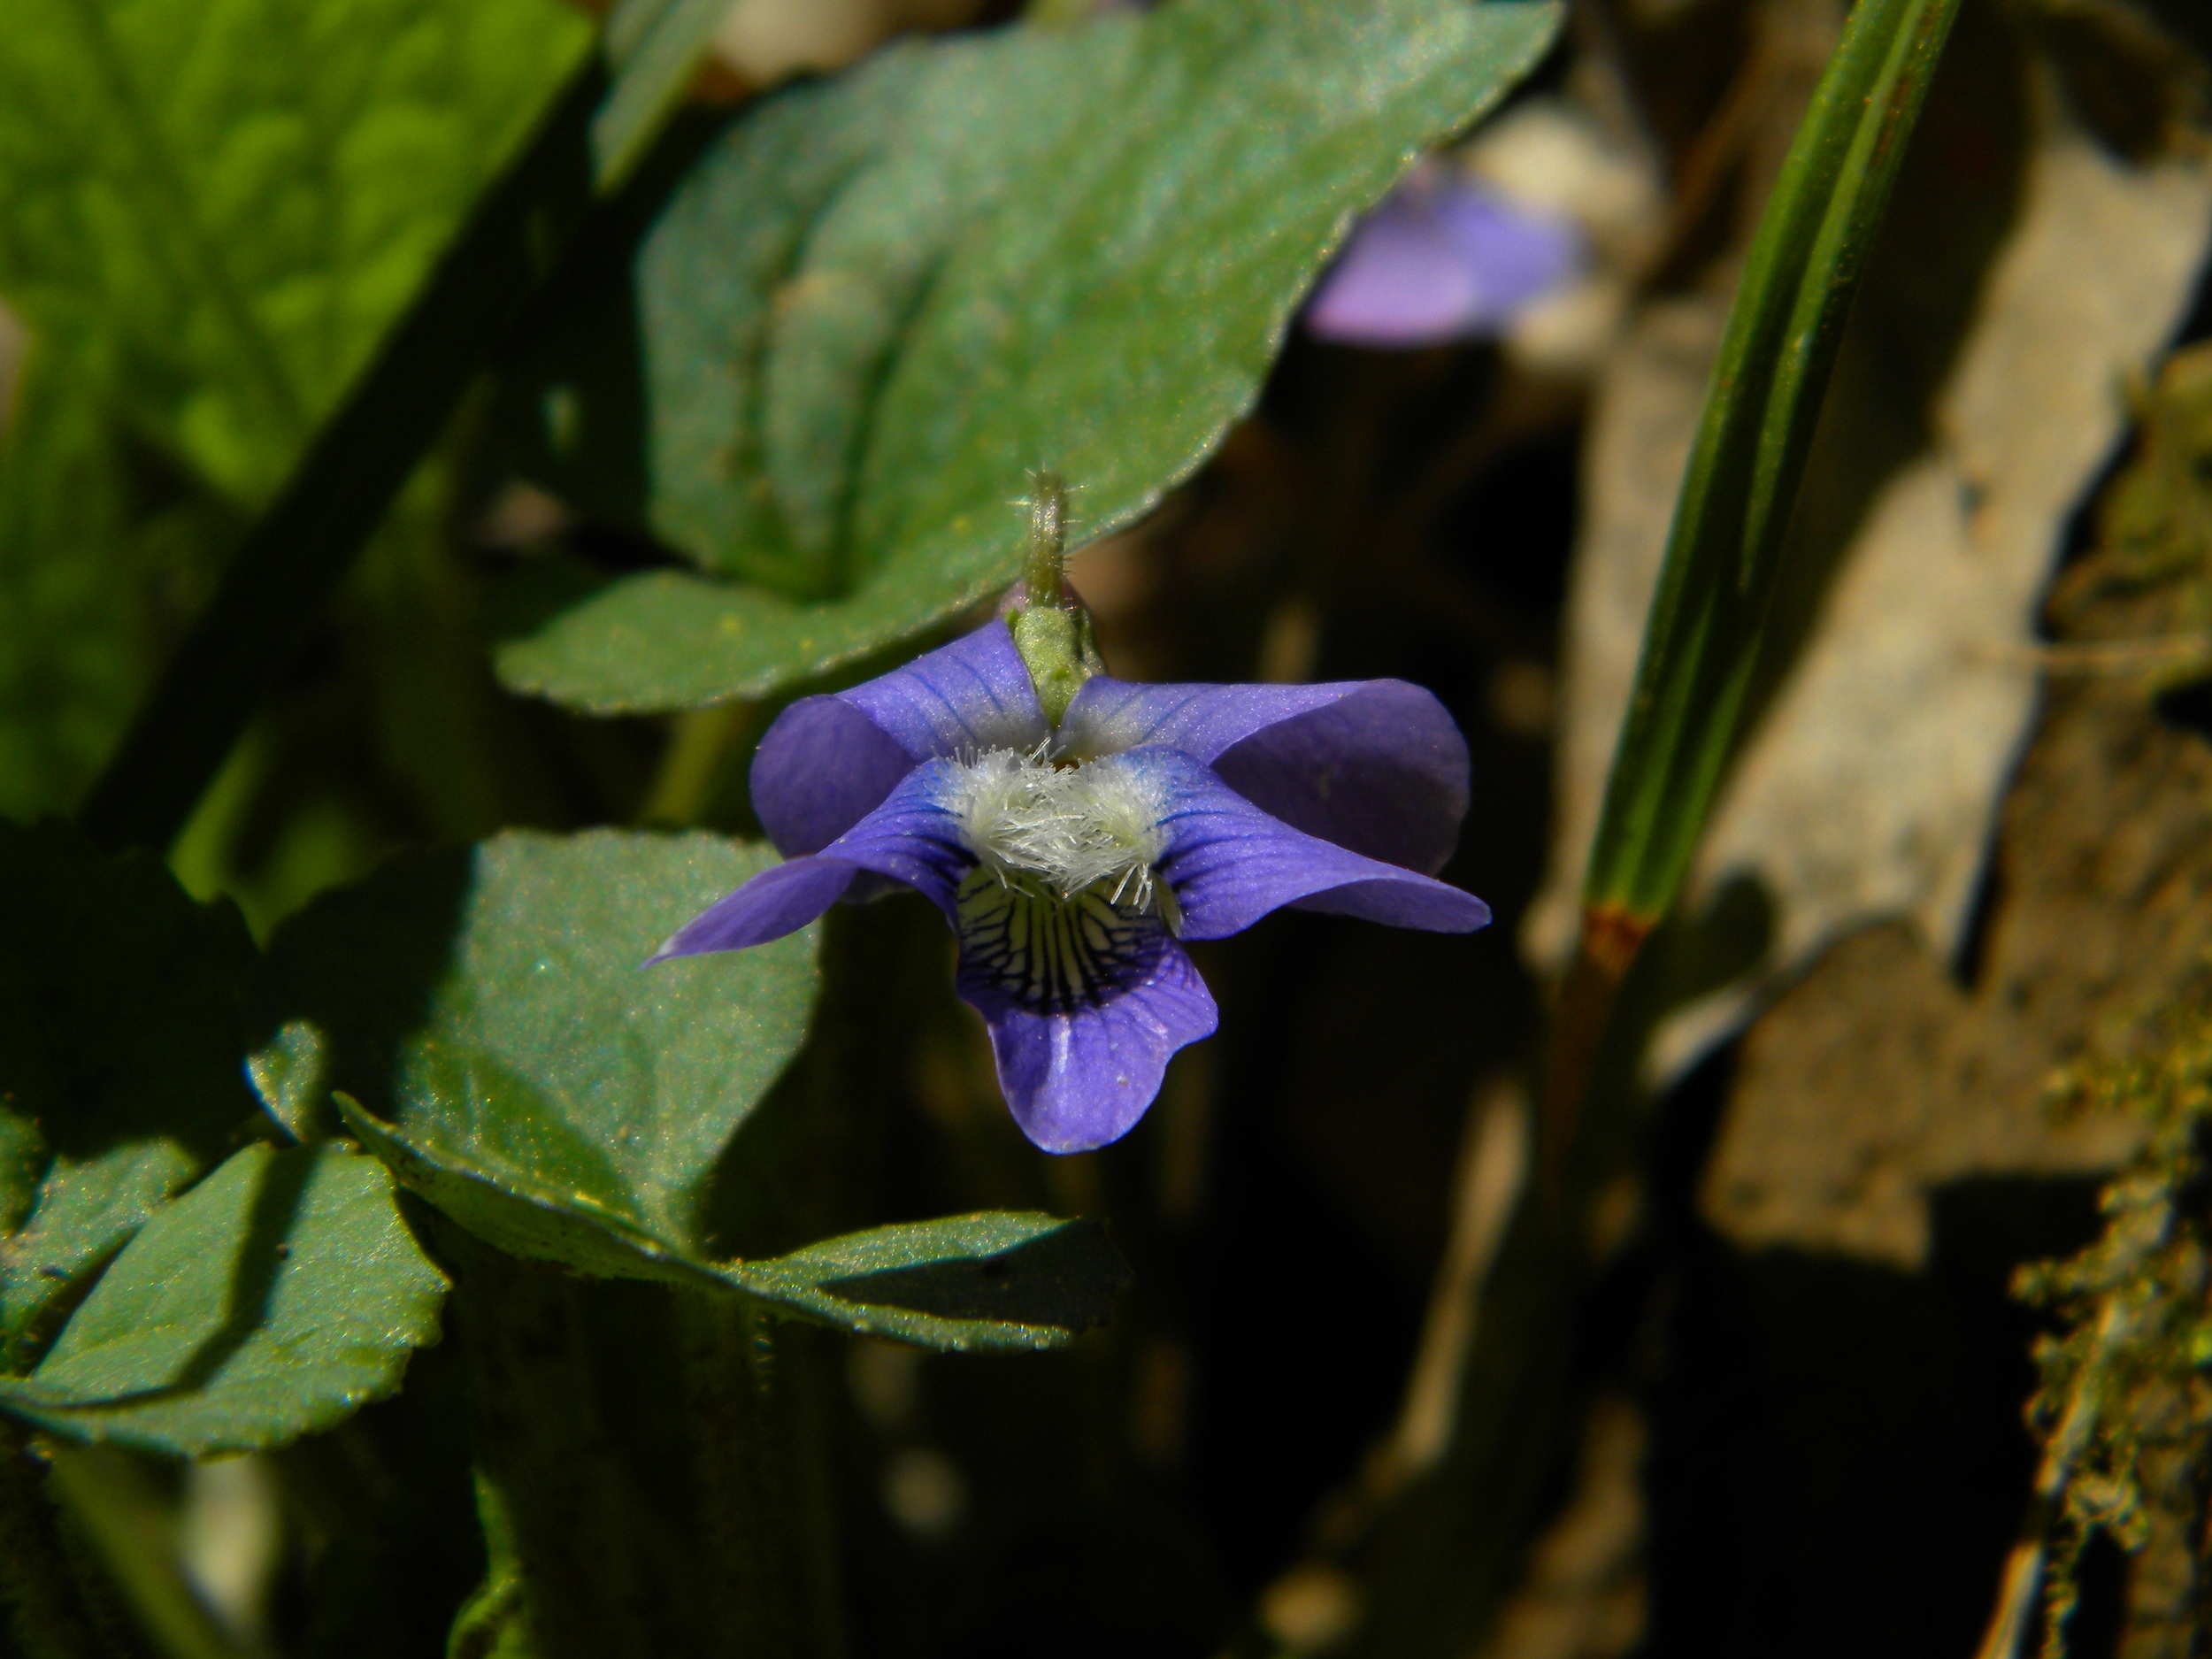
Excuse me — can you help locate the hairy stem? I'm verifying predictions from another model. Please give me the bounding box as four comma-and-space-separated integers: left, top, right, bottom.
441, 1223, 842, 1659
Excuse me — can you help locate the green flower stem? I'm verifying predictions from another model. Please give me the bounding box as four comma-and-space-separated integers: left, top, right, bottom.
638, 703, 761, 829
670, 1294, 844, 1659
0, 1425, 105, 1659
1021, 470, 1071, 608
440, 1221, 842, 1659
442, 1227, 667, 1659
1009, 469, 1104, 726
446, 1475, 535, 1659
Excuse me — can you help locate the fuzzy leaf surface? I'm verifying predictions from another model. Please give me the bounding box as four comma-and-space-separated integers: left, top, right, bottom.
247, 829, 819, 1270
495, 0, 1560, 710
0, 1142, 446, 1456
0, 0, 588, 505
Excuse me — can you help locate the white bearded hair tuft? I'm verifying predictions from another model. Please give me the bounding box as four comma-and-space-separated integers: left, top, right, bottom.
946, 746, 1167, 911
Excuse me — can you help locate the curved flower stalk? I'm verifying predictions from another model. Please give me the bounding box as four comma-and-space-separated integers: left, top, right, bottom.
651, 490, 1488, 1152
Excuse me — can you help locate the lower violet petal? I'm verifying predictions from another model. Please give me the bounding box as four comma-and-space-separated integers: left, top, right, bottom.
1120, 747, 1490, 941
960, 921, 1218, 1154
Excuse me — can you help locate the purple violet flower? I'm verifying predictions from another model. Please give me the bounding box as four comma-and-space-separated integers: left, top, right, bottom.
649, 618, 1490, 1155
1304, 164, 1584, 348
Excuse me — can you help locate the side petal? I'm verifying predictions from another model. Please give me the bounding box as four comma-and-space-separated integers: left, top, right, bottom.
1120, 747, 1490, 941
1064, 679, 1470, 873
1210, 682, 1469, 875
814, 759, 977, 918
649, 760, 977, 963
749, 621, 1048, 856
961, 933, 1217, 1155
649, 856, 860, 960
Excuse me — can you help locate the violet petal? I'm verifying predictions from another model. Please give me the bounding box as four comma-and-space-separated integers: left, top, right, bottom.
1059, 677, 1363, 763
748, 619, 1049, 855
649, 759, 974, 962
648, 856, 861, 960
750, 695, 916, 856
1119, 747, 1490, 940
960, 930, 1217, 1154
841, 618, 1048, 763
1303, 173, 1583, 349
1063, 678, 1469, 873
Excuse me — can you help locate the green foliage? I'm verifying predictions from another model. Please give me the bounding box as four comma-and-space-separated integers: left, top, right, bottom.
250, 828, 1121, 1349
2016, 1016, 2212, 1655
0, 826, 442, 1460
1579, 0, 1962, 926
248, 829, 818, 1253
0, 0, 590, 844
0, 363, 240, 823
725, 1210, 1129, 1352
0, 1142, 447, 1458
0, 821, 256, 1367
0, 0, 588, 506
495, 0, 1561, 712
0, 0, 1601, 1637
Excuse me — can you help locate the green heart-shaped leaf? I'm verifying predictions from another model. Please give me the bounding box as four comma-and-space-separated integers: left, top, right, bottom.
255, 829, 1127, 1348
495, 0, 1560, 711
248, 828, 819, 1258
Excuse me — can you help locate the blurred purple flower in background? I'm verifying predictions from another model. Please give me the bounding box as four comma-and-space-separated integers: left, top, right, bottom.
1304, 161, 1585, 348
651, 619, 1488, 1153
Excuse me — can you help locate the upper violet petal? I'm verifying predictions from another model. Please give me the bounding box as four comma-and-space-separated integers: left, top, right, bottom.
960, 932, 1218, 1154
841, 618, 1049, 764
1058, 677, 1356, 764
749, 695, 917, 856
749, 621, 1047, 856
1210, 681, 1469, 875
1063, 678, 1470, 873
1120, 747, 1489, 941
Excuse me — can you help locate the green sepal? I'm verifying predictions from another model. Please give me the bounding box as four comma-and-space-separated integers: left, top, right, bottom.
1010, 601, 1105, 727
